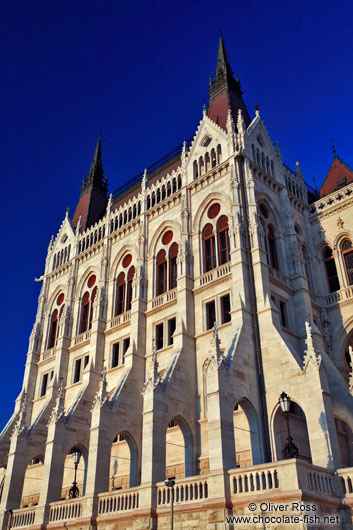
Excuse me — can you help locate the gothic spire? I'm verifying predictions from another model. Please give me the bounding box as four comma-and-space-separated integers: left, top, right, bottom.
208, 33, 251, 131
88, 132, 104, 181
216, 31, 232, 80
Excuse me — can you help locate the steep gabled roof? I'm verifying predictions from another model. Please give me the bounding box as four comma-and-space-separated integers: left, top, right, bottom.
320, 155, 353, 197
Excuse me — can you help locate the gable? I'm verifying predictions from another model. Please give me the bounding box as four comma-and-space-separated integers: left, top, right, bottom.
320, 158, 353, 197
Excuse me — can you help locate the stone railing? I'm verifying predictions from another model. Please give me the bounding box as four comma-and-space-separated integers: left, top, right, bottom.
109, 311, 131, 329
151, 288, 177, 309
268, 266, 290, 286
49, 498, 82, 522
325, 285, 353, 307
11, 507, 36, 528
307, 466, 335, 496
199, 262, 231, 287
98, 486, 139, 515
74, 330, 91, 345
229, 459, 336, 498
229, 462, 279, 496
337, 467, 353, 497
157, 476, 208, 506
42, 347, 55, 361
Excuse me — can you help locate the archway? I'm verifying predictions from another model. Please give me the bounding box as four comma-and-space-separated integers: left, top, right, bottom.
165, 416, 193, 479
335, 417, 353, 468
273, 401, 312, 463
61, 445, 87, 499
20, 456, 43, 507
109, 431, 138, 490
233, 399, 262, 467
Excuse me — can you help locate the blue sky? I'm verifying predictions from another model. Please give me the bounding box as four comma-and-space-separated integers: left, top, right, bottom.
1, 0, 353, 428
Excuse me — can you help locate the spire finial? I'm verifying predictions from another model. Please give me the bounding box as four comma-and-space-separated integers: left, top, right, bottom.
219, 28, 222, 37
331, 139, 336, 158
66, 204, 70, 216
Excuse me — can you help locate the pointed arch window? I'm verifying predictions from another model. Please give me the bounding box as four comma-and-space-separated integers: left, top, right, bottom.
342, 239, 353, 285
169, 243, 178, 289
157, 250, 167, 295
126, 266, 135, 311
267, 224, 278, 270
48, 309, 58, 349
323, 246, 340, 292
80, 291, 90, 333
217, 215, 230, 265
203, 223, 216, 272
116, 272, 126, 315
302, 245, 314, 292
89, 287, 97, 329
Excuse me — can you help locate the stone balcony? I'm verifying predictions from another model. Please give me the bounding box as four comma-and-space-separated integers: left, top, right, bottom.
325, 285, 353, 307
8, 461, 351, 528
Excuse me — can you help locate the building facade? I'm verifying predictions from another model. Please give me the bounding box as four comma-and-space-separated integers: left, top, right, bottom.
0, 36, 353, 530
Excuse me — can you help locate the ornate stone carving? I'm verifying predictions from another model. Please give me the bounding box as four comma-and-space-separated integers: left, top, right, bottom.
209, 322, 225, 369
181, 141, 187, 170
49, 383, 65, 424
13, 392, 27, 437
92, 367, 109, 410
303, 321, 322, 371
337, 217, 344, 229
143, 340, 161, 392
320, 308, 332, 349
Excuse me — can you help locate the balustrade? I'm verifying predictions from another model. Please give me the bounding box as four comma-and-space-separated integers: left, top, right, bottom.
157, 476, 208, 506
98, 487, 139, 515
49, 498, 82, 522
11, 507, 36, 528
326, 285, 353, 306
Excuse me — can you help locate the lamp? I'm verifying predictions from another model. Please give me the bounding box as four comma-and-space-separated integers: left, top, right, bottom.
279, 392, 298, 459
69, 448, 81, 498
164, 478, 175, 530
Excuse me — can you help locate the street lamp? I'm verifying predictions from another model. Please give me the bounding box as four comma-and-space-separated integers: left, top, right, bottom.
279, 392, 298, 459
69, 448, 81, 498
164, 478, 175, 530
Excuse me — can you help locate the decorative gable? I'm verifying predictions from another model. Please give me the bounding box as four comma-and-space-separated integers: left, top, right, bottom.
320, 157, 353, 197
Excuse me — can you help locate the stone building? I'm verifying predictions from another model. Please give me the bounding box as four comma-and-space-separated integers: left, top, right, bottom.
0, 36, 353, 530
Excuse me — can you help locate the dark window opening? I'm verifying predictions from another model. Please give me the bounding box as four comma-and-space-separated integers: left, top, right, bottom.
203, 224, 216, 272
157, 250, 167, 295
323, 247, 340, 292
168, 318, 176, 345
156, 323, 164, 350
40, 373, 48, 397
279, 301, 287, 328
73, 358, 81, 383
206, 300, 216, 330
84, 355, 89, 368
220, 294, 231, 324
112, 343, 120, 368
122, 338, 130, 363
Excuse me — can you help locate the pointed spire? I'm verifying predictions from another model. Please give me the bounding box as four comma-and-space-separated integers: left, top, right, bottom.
208, 33, 251, 131
216, 31, 232, 78
89, 133, 104, 180
303, 320, 322, 371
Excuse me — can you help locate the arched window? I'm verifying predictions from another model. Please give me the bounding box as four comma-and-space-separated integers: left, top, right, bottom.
157, 249, 167, 295
205, 152, 210, 172
169, 243, 178, 289
48, 309, 58, 349
323, 246, 340, 292
217, 216, 230, 265
80, 292, 90, 333
267, 224, 278, 269
342, 239, 353, 285
116, 272, 126, 315
217, 144, 222, 164
203, 224, 216, 272
199, 157, 204, 176
89, 286, 97, 329
126, 266, 135, 311
193, 161, 198, 180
